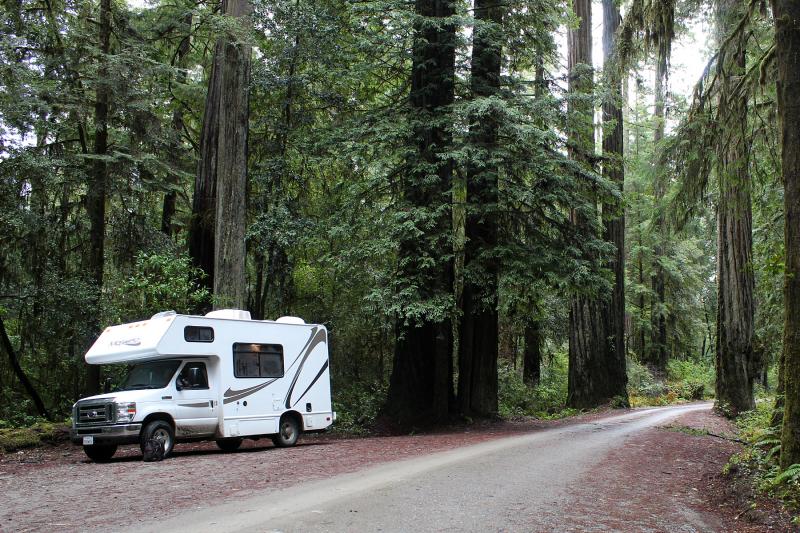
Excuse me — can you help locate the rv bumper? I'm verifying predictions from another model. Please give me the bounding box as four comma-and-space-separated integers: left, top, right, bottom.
70, 423, 143, 445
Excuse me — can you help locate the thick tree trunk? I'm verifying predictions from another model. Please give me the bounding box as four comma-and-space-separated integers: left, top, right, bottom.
84, 0, 112, 395
188, 15, 225, 292
458, 0, 502, 417
213, 0, 251, 310
772, 0, 800, 468
600, 0, 628, 404
189, 0, 251, 308
648, 54, 668, 370
383, 0, 456, 427
714, 0, 755, 415
567, 0, 604, 409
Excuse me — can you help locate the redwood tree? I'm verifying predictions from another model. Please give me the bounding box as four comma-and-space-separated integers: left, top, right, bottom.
566, 0, 603, 409
383, 0, 457, 427
458, 0, 503, 417
600, 0, 628, 403
85, 0, 112, 395
714, 0, 756, 414
772, 0, 800, 469
189, 0, 252, 308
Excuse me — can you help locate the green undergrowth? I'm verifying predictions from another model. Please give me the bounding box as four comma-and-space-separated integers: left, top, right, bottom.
331, 382, 388, 435
725, 400, 800, 518
627, 357, 714, 407
0, 420, 68, 454
499, 352, 583, 419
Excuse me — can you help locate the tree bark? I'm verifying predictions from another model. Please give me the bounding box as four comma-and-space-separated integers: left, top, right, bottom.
567, 0, 604, 409
714, 0, 755, 415
84, 0, 112, 395
383, 0, 456, 427
190, 0, 252, 309
213, 0, 251, 310
458, 0, 502, 417
600, 0, 628, 404
772, 0, 800, 468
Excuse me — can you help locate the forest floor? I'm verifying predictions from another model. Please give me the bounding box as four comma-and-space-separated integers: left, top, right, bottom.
0, 403, 796, 532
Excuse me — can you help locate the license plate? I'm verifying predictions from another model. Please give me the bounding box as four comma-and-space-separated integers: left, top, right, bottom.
83, 436, 94, 445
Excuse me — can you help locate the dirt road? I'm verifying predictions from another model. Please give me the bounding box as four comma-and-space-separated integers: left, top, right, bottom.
0, 403, 769, 532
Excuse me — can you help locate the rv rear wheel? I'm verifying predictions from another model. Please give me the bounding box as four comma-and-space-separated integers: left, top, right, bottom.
216, 438, 243, 452
272, 416, 300, 447
83, 444, 117, 462
140, 420, 175, 458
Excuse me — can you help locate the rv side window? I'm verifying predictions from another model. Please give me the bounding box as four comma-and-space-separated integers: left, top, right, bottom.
185, 326, 214, 343
233, 343, 284, 378
177, 362, 209, 389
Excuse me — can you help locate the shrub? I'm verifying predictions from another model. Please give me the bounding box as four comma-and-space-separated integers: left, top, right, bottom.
666, 358, 714, 400
498, 351, 572, 418
331, 381, 387, 435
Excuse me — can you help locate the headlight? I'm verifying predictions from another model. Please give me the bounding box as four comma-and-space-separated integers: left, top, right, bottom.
115, 402, 136, 422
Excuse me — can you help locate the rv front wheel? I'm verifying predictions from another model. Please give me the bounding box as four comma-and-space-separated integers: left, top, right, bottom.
216, 438, 243, 452
272, 416, 300, 447
140, 420, 175, 458
83, 444, 117, 462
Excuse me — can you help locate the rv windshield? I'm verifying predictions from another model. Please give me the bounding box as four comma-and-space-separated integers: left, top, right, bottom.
119, 360, 181, 391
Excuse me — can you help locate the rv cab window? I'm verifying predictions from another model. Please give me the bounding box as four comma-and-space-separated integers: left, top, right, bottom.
233, 344, 284, 378
177, 362, 209, 389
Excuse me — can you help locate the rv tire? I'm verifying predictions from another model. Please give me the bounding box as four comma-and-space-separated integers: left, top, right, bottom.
216, 438, 243, 452
83, 444, 117, 462
272, 415, 300, 447
140, 420, 174, 458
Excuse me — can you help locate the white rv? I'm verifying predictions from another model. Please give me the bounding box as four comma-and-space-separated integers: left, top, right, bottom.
70, 309, 334, 462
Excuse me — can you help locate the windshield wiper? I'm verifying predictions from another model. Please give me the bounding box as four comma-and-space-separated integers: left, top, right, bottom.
124, 384, 158, 390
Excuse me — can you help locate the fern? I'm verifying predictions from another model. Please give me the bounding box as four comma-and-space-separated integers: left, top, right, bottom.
772, 464, 800, 486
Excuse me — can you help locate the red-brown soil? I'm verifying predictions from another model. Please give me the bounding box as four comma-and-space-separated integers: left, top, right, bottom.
0, 406, 795, 532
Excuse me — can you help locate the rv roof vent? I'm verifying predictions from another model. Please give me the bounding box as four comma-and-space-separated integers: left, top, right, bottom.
205, 309, 252, 321
151, 310, 176, 320
276, 316, 305, 325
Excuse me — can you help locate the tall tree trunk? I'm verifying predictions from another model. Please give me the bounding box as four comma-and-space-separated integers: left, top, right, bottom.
567, 0, 604, 409
458, 0, 502, 417
649, 52, 668, 370
190, 0, 252, 308
772, 0, 800, 468
85, 0, 112, 395
188, 7, 229, 293
714, 0, 755, 415
383, 0, 456, 427
600, 0, 628, 404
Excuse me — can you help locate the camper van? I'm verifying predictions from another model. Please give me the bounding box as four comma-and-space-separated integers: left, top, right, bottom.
70, 309, 334, 462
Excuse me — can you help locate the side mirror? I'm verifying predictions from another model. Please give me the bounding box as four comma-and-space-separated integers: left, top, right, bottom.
175, 380, 183, 391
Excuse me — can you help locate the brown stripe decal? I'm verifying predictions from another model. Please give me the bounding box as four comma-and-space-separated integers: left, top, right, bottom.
179, 402, 211, 408
284, 327, 327, 409
291, 360, 329, 407
223, 379, 277, 404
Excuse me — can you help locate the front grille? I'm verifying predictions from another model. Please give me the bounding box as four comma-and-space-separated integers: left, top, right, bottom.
77, 403, 113, 425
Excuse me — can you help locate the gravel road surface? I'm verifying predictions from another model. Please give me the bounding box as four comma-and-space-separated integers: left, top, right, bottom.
131, 403, 718, 533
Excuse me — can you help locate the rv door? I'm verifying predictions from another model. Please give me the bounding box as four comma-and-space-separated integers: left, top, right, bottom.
174, 361, 217, 436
